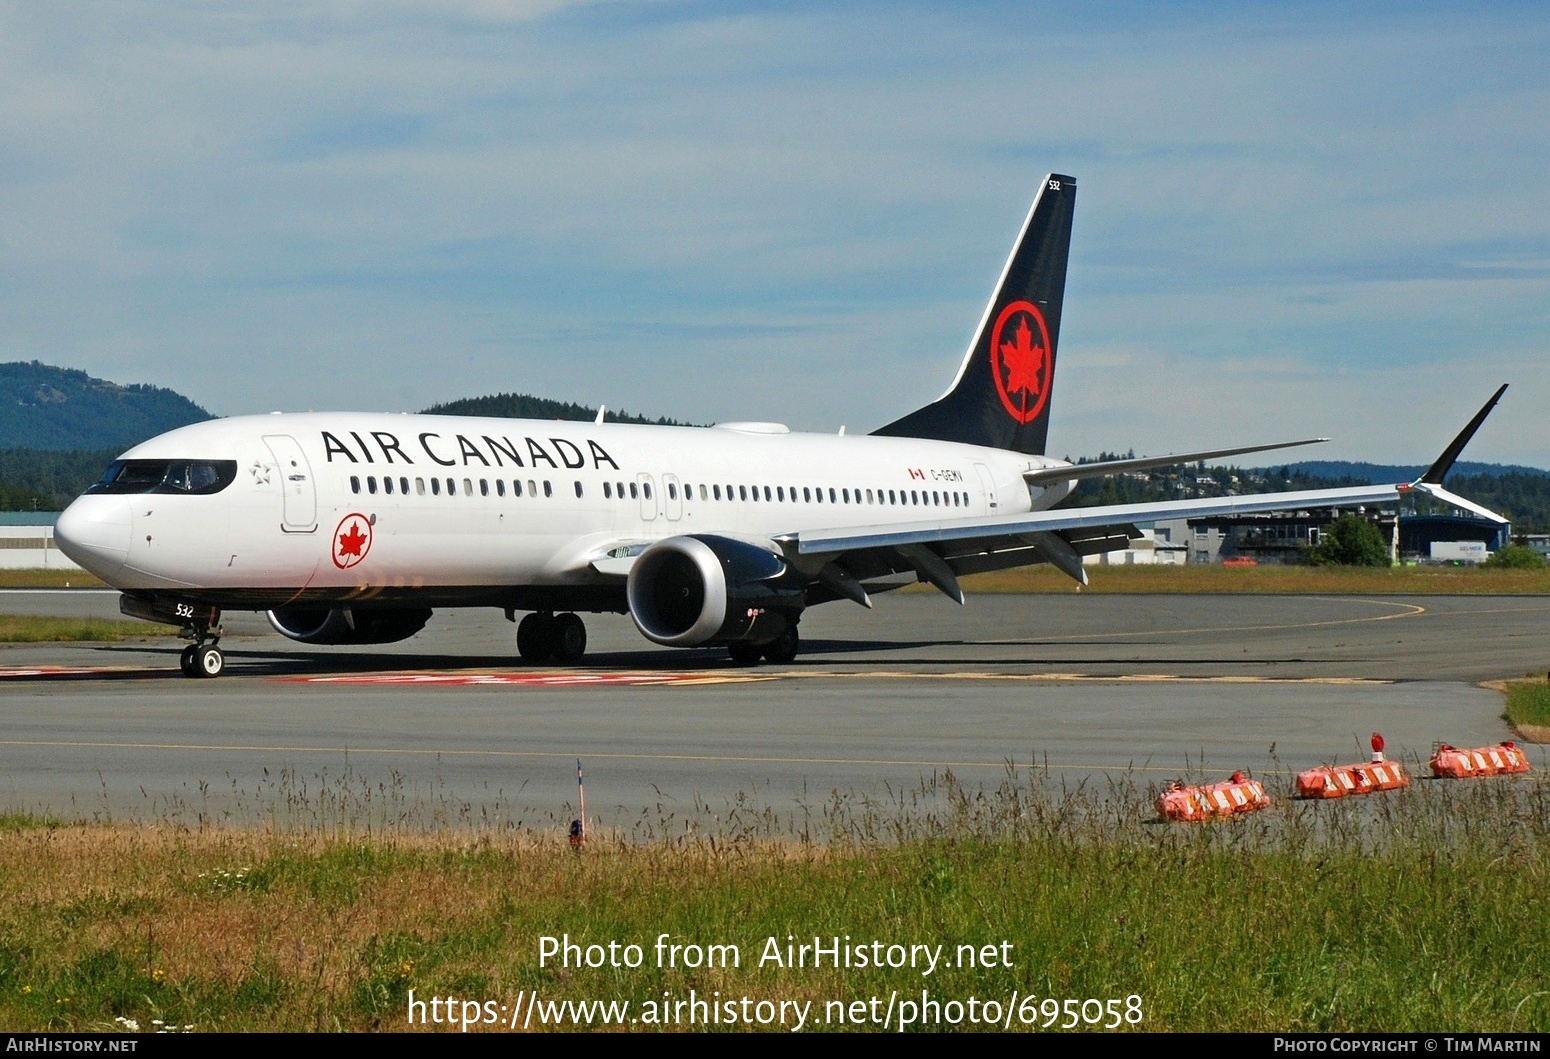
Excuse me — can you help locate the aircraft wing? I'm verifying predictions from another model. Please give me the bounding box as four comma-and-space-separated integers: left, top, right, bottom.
790, 385, 1510, 601
782, 480, 1501, 600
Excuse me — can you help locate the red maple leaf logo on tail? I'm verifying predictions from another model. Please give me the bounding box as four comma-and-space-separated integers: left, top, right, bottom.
998, 317, 1045, 397
988, 301, 1053, 424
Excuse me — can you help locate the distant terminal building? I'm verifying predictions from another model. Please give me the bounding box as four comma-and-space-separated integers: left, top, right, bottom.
1142, 510, 1510, 566
1397, 515, 1509, 563
1081, 527, 1188, 567
0, 512, 80, 571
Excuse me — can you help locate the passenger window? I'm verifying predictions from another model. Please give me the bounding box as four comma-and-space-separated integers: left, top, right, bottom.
630, 482, 638, 499
431, 478, 441, 496
447, 478, 456, 496
668, 482, 677, 500
383, 477, 394, 495
497, 480, 505, 497
368, 476, 378, 495
401, 477, 409, 495
350, 476, 360, 494
480, 479, 489, 497
463, 478, 473, 496
416, 478, 425, 496
574, 481, 583, 498
544, 481, 553, 497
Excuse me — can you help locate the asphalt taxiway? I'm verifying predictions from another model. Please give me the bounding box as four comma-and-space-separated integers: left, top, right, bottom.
0, 590, 1544, 826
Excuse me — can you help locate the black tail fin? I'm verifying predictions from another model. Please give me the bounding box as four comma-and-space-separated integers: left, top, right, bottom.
873, 174, 1076, 455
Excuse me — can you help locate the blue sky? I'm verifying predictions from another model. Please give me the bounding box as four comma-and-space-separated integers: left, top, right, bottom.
2, 1, 1547, 466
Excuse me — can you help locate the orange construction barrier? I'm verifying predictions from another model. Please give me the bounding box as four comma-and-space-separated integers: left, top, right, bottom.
1295, 761, 1409, 799
1295, 732, 1409, 799
1430, 742, 1531, 779
1157, 772, 1271, 821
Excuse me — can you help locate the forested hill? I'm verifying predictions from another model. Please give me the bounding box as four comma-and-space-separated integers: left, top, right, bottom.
0, 362, 212, 450
1282, 460, 1550, 483
1063, 457, 1550, 533
422, 393, 693, 426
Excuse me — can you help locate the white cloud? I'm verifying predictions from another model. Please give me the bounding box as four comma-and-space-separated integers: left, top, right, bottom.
0, 2, 1547, 466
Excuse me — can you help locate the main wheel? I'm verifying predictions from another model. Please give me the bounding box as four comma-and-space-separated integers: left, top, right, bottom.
727, 641, 763, 665
762, 625, 799, 664
196, 645, 225, 678
552, 613, 587, 663
516, 613, 555, 663
179, 645, 199, 678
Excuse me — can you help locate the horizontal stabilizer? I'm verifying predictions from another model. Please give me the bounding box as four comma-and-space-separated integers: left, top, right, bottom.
1024, 438, 1327, 488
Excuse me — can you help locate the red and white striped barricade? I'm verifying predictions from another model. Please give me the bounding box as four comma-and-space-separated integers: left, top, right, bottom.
1430, 742, 1532, 779
1157, 772, 1271, 821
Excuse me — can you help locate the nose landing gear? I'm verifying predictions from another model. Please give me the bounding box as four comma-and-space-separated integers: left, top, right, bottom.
178, 619, 224, 679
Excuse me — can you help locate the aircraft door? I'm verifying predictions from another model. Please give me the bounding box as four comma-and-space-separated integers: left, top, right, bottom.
974, 462, 999, 513
263, 434, 318, 532
663, 473, 683, 521
636, 473, 657, 521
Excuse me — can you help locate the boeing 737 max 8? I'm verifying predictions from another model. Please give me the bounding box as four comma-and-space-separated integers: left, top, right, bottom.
54, 175, 1508, 677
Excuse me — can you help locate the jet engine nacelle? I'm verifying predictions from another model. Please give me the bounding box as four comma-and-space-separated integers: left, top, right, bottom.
626, 535, 806, 647
266, 606, 433, 645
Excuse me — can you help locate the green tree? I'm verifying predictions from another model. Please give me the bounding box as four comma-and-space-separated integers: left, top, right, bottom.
1481, 543, 1546, 569
1304, 514, 1390, 567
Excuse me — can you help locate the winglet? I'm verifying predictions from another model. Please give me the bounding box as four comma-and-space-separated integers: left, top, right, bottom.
1420, 384, 1507, 485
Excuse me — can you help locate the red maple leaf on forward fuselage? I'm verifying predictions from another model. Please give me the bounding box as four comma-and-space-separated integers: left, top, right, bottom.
998, 317, 1045, 398
338, 522, 367, 558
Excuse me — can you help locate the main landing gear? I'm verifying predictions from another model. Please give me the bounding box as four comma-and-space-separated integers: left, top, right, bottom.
178, 621, 225, 679
727, 623, 799, 666
516, 611, 587, 664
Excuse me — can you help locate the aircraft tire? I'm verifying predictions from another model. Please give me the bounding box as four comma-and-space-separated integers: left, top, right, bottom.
552, 613, 587, 663
726, 641, 763, 665
179, 645, 199, 678
196, 645, 225, 678
762, 625, 799, 665
517, 613, 555, 663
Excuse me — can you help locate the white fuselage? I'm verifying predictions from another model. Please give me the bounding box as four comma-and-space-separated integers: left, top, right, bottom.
56, 412, 1073, 606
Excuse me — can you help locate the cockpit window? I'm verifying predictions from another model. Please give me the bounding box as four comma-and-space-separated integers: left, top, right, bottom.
86, 460, 238, 496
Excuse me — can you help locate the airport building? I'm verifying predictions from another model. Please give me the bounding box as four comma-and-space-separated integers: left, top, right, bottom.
0, 512, 80, 571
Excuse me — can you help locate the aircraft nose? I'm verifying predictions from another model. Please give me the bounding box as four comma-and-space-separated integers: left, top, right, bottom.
54, 496, 131, 580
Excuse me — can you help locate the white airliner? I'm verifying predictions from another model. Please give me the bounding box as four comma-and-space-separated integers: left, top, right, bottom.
54, 174, 1507, 678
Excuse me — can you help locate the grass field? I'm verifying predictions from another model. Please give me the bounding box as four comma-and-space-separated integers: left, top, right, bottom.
1502, 679, 1550, 743
0, 766, 1545, 1033
0, 615, 169, 642
0, 569, 105, 589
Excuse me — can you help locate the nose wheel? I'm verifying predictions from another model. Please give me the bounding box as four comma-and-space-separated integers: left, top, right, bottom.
178, 617, 225, 678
